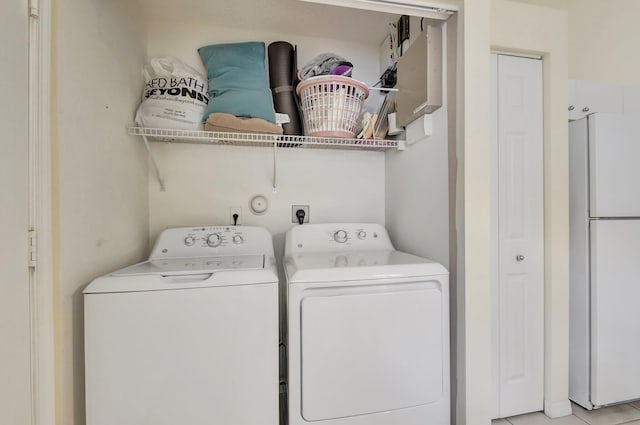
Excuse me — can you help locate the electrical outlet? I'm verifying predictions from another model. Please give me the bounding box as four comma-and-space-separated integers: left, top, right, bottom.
291, 205, 310, 224
230, 207, 242, 225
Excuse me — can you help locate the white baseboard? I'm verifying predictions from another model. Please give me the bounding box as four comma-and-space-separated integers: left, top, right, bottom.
544, 399, 573, 418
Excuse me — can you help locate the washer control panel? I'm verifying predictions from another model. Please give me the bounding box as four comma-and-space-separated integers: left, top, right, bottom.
150, 226, 274, 259
285, 223, 394, 255
325, 226, 385, 247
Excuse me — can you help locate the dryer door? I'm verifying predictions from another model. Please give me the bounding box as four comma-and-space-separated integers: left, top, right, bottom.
299, 280, 445, 421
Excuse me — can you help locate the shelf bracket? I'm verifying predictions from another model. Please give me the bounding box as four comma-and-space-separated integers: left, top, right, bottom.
272, 140, 278, 193
141, 133, 166, 191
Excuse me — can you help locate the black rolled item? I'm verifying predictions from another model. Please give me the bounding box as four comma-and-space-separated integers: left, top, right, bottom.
268, 41, 303, 136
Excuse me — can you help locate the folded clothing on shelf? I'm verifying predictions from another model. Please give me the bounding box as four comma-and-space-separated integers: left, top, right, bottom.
204, 113, 283, 135
299, 53, 353, 80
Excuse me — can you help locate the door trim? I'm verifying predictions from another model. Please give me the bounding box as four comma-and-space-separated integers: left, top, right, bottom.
490, 50, 542, 60
28, 0, 55, 424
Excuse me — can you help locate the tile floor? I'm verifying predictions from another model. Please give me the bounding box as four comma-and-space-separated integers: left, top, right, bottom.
493, 402, 640, 425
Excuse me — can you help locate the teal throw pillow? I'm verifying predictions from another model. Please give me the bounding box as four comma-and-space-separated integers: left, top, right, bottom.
198, 41, 275, 123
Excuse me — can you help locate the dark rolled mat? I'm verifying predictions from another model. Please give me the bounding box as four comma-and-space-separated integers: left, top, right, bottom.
268, 41, 303, 136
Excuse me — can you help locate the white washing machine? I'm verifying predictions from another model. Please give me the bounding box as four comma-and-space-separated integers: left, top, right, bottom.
284, 223, 450, 425
84, 226, 278, 425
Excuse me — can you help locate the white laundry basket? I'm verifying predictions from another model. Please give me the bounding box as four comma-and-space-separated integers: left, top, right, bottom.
296, 76, 369, 138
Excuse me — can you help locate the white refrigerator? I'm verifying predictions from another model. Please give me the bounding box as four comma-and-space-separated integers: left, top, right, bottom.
569, 113, 640, 409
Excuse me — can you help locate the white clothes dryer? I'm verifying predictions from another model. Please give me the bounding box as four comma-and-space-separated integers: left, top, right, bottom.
84, 226, 278, 425
284, 223, 450, 425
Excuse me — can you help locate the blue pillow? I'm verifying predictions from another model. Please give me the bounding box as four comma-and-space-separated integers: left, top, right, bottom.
198, 42, 276, 123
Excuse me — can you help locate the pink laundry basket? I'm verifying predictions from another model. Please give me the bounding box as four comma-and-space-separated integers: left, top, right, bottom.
296, 76, 369, 138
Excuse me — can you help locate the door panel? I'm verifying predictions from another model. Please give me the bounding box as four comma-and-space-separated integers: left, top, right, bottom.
300, 282, 443, 421
590, 220, 640, 406
589, 114, 640, 217
85, 285, 279, 425
491, 54, 544, 418
0, 0, 31, 424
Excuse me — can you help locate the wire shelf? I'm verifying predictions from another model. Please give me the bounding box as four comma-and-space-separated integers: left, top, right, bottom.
128, 126, 402, 151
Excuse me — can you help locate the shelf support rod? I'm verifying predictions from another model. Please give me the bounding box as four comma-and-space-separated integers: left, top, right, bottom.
272, 140, 278, 193
141, 133, 166, 191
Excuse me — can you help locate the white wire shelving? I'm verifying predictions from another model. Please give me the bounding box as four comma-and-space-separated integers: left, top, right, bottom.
128, 126, 404, 151
129, 126, 405, 192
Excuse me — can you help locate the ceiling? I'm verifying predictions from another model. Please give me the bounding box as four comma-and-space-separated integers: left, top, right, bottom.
509, 0, 568, 9
136, 0, 401, 44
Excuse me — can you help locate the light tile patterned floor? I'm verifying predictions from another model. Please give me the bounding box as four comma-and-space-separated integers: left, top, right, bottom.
492, 402, 640, 425
507, 412, 588, 425
572, 403, 640, 425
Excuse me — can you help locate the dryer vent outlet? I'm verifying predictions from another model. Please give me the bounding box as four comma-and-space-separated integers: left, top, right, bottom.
292, 205, 309, 224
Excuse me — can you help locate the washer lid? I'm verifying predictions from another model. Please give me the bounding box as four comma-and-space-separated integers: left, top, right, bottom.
112, 254, 265, 277
285, 250, 448, 283
84, 254, 277, 294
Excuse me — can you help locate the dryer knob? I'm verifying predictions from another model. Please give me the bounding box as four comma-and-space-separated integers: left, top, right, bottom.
184, 236, 196, 246
232, 235, 244, 244
334, 230, 348, 243
356, 231, 367, 240
206, 233, 222, 248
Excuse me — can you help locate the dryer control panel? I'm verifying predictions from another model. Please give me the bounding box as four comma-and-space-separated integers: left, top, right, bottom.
149, 226, 274, 259
284, 223, 394, 255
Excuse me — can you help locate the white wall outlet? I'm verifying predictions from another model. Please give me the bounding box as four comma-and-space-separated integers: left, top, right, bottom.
292, 205, 310, 224
230, 207, 242, 225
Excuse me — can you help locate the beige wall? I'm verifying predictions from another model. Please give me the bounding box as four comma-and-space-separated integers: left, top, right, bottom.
143, 20, 386, 259
565, 0, 640, 85
53, 0, 148, 424
513, 0, 640, 85
0, 0, 30, 423
491, 0, 571, 418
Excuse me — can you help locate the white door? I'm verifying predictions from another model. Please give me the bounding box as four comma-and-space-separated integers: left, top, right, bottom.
588, 113, 640, 218
590, 219, 640, 406
491, 54, 544, 418
0, 0, 31, 424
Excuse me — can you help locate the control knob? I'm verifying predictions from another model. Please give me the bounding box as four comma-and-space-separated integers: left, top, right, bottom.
356, 231, 367, 240
334, 230, 348, 243
184, 236, 196, 246
206, 233, 222, 247
232, 235, 244, 244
